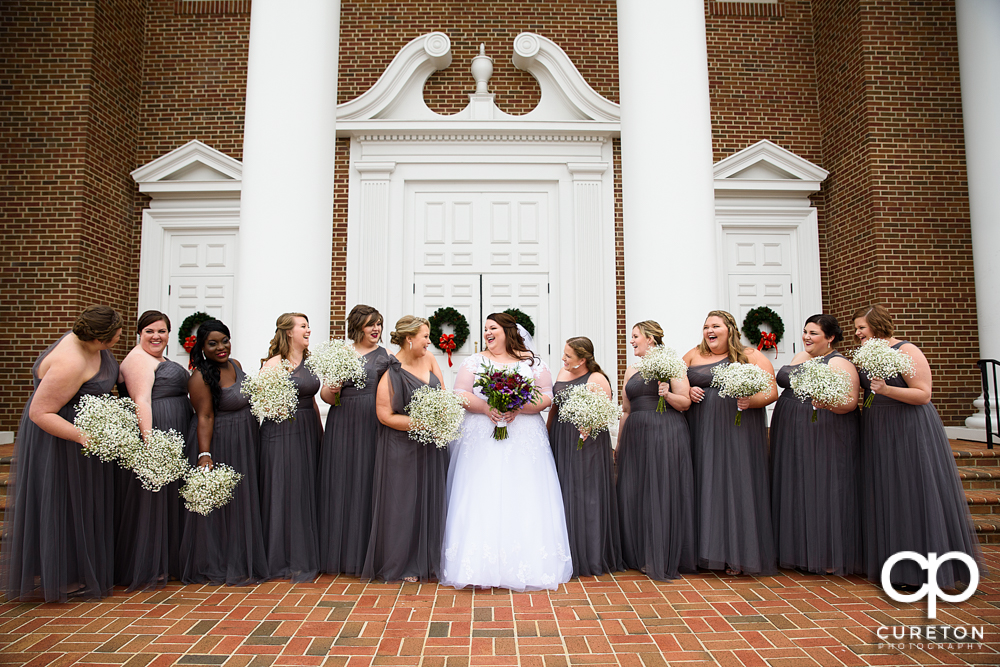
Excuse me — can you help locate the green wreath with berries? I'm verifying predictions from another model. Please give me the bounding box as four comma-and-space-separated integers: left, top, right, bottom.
178, 311, 214, 352
741, 306, 785, 347
429, 307, 470, 352
503, 308, 535, 337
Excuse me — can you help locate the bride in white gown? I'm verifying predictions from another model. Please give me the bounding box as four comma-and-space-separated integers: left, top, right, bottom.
441, 312, 573, 591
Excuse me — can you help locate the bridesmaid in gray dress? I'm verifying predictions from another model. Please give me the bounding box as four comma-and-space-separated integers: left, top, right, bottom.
363, 316, 449, 583
853, 305, 980, 588
116, 310, 193, 590
769, 314, 862, 575
2, 305, 123, 602
684, 310, 778, 576
616, 322, 696, 580
258, 313, 322, 582
319, 305, 391, 575
548, 337, 623, 578
180, 320, 268, 585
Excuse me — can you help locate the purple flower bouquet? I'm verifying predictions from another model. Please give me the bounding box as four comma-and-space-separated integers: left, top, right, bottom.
473, 362, 542, 440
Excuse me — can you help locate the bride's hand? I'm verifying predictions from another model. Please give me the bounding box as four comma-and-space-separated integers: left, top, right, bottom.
502, 410, 518, 424
488, 408, 504, 424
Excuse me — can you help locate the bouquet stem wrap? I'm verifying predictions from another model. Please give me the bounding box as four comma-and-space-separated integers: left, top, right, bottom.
473, 361, 541, 441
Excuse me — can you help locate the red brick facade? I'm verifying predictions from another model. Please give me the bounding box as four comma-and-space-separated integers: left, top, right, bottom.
0, 0, 979, 430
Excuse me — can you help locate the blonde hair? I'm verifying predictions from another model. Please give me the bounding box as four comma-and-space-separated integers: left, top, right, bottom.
389, 315, 429, 347
262, 312, 309, 365
632, 320, 664, 346
852, 304, 894, 338
698, 310, 748, 363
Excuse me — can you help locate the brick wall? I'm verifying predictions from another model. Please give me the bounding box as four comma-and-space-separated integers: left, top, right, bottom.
0, 0, 146, 431
812, 0, 978, 424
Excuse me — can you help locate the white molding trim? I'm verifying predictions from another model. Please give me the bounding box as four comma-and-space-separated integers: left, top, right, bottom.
131, 140, 243, 202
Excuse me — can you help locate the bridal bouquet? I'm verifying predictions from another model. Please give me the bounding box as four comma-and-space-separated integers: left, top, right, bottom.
710, 362, 773, 425
634, 346, 688, 413
179, 463, 243, 515
241, 361, 298, 424
125, 428, 190, 492
555, 382, 623, 449
850, 338, 915, 407
73, 394, 142, 462
473, 362, 542, 440
788, 358, 853, 422
406, 385, 468, 448
304, 339, 366, 406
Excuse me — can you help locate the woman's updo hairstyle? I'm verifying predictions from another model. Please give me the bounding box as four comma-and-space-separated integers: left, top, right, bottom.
189, 319, 231, 412
805, 313, 844, 345
566, 336, 611, 392
632, 320, 664, 347
136, 310, 170, 334
262, 312, 309, 366
347, 304, 383, 344
390, 315, 430, 347
486, 312, 536, 365
73, 305, 124, 343
852, 304, 894, 338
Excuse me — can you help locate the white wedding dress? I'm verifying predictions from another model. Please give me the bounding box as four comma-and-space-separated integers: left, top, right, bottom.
441, 354, 573, 591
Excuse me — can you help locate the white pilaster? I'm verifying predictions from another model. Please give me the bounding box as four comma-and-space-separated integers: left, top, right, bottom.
234, 0, 340, 363
617, 0, 718, 350
354, 161, 396, 319
956, 0, 1000, 436
569, 162, 611, 370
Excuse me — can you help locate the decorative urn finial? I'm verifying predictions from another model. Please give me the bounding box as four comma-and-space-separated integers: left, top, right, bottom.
470, 43, 494, 94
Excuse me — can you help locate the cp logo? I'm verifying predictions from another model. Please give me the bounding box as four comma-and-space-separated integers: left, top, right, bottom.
881, 551, 979, 619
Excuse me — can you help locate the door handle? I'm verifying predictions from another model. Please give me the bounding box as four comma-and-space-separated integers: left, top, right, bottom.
474, 341, 478, 353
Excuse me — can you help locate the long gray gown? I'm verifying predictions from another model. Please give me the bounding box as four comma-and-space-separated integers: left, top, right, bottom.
2, 332, 118, 602
318, 347, 391, 575
115, 358, 193, 590
769, 351, 862, 575
859, 340, 980, 587
258, 358, 321, 582
550, 373, 623, 578
362, 358, 449, 582
686, 360, 777, 575
616, 372, 696, 580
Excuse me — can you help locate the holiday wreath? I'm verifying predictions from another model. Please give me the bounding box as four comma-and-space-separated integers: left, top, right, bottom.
741, 306, 784, 354
178, 311, 214, 353
429, 307, 470, 367
502, 308, 535, 337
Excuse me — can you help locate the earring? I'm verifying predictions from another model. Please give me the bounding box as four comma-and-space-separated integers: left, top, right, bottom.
408, 340, 412, 349
574, 364, 581, 369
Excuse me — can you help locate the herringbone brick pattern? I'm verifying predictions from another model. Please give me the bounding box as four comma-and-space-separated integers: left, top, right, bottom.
1, 552, 997, 667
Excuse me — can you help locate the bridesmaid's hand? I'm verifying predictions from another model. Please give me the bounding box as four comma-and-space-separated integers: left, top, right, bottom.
657, 381, 671, 397
736, 397, 751, 410
869, 377, 887, 395
578, 428, 590, 441
811, 399, 832, 412
198, 454, 214, 471
690, 386, 706, 403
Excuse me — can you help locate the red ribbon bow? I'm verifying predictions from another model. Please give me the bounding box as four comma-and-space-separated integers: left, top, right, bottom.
757, 331, 777, 358
439, 333, 457, 367
183, 335, 198, 369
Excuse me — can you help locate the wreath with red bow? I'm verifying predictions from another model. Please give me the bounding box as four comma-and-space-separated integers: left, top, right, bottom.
741, 306, 784, 357
428, 307, 470, 367
178, 311, 214, 353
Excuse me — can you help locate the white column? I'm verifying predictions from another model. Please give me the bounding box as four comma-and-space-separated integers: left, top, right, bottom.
617, 0, 718, 349
957, 0, 1000, 432
234, 0, 340, 363
569, 162, 612, 370
354, 161, 396, 317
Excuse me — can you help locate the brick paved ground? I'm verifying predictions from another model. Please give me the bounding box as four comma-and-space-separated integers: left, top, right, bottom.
1, 548, 997, 667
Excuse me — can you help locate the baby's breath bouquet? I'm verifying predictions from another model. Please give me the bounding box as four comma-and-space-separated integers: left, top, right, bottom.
241, 361, 298, 424
125, 428, 190, 492
179, 463, 243, 515
406, 385, 467, 448
555, 383, 623, 449
304, 339, 366, 406
634, 346, 688, 413
849, 338, 916, 407
788, 358, 853, 422
710, 362, 773, 425
73, 394, 142, 462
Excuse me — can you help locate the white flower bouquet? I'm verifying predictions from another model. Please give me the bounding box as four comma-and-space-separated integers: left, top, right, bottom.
73, 394, 142, 462
125, 428, 190, 492
179, 463, 243, 515
850, 338, 916, 407
788, 358, 854, 422
304, 339, 367, 406
240, 361, 298, 424
710, 362, 773, 425
406, 385, 467, 449
634, 346, 688, 413
555, 382, 623, 449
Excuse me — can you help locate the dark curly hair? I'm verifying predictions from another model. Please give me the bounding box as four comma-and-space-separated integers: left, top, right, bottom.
189, 319, 231, 412
486, 312, 536, 366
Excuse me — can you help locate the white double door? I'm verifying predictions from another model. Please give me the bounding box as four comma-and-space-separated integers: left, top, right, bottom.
409, 188, 551, 387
